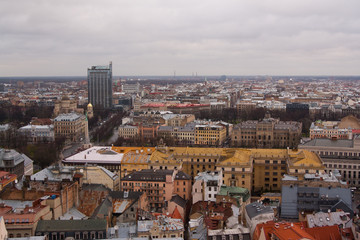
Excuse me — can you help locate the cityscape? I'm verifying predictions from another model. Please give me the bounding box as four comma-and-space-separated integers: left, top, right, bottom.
1, 1, 360, 240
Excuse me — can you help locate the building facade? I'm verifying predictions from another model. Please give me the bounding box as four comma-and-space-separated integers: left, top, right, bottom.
299, 137, 360, 186
88, 62, 113, 109
231, 117, 302, 148
54, 113, 86, 143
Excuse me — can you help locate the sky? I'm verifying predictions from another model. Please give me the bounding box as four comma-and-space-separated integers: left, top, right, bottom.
1, 0, 360, 76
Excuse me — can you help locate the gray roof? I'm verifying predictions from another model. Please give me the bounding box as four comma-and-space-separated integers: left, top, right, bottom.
301, 138, 354, 148
170, 194, 187, 208
245, 202, 273, 219
54, 113, 83, 122
0, 148, 25, 168
92, 197, 112, 218
281, 184, 352, 219
280, 185, 299, 218
122, 169, 174, 182
36, 219, 107, 232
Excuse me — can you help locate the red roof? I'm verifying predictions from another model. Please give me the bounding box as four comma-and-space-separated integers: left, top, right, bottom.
305, 225, 342, 240
171, 206, 183, 220
141, 103, 166, 107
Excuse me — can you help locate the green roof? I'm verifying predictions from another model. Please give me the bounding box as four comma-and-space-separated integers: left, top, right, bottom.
36, 219, 107, 232
217, 185, 250, 202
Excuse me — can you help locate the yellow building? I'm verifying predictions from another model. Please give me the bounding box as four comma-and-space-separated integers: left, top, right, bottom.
148, 147, 325, 193
111, 147, 155, 178
194, 124, 226, 146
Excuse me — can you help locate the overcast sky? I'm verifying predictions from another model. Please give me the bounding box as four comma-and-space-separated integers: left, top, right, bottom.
1, 0, 360, 76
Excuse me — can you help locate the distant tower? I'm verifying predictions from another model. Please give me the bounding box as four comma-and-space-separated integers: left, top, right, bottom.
87, 62, 113, 109
87, 103, 94, 119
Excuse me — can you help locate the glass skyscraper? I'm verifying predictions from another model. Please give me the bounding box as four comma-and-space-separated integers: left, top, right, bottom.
87, 62, 113, 109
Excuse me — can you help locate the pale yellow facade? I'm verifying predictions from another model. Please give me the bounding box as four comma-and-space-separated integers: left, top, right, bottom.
195, 125, 227, 146
148, 147, 325, 193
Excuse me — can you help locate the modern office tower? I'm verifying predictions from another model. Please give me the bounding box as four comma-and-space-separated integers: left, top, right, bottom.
87, 62, 113, 109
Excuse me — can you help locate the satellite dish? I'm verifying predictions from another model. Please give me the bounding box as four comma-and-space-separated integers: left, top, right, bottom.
114, 225, 119, 230
80, 169, 84, 173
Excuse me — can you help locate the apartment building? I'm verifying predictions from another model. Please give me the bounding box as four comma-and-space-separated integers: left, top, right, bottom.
231, 117, 302, 148
299, 137, 360, 186
1, 199, 53, 237
121, 169, 191, 213
54, 113, 86, 143
281, 173, 352, 219
118, 125, 139, 139
149, 147, 324, 193
310, 120, 352, 140
195, 124, 226, 146
18, 124, 54, 143
192, 171, 223, 204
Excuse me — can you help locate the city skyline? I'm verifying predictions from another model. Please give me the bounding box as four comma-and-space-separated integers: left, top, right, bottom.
1, 0, 360, 76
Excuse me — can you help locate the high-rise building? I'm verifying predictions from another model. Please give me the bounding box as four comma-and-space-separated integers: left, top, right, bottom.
87, 62, 113, 109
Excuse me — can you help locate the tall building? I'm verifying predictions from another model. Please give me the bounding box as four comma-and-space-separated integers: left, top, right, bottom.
87, 62, 113, 109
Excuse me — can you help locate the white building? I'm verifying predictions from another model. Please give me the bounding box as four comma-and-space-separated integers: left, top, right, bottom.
19, 124, 54, 143
192, 171, 223, 204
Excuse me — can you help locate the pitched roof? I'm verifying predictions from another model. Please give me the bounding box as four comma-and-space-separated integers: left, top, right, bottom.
305, 225, 342, 240
170, 194, 187, 208
171, 206, 182, 220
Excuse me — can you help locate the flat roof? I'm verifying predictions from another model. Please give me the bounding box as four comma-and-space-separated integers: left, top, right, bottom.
63, 146, 123, 164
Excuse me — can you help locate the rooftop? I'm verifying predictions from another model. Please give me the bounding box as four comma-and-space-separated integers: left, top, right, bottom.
63, 146, 123, 164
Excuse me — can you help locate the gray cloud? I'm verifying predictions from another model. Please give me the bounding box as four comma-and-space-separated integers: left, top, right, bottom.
0, 0, 360, 76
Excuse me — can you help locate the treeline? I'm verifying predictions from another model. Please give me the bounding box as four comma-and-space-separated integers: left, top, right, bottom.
0, 128, 65, 168
91, 111, 125, 143
0, 103, 54, 127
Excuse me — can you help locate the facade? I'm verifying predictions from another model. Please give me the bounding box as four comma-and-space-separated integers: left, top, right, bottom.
88, 62, 113, 109
310, 120, 352, 140
0, 148, 26, 178
192, 171, 223, 204
18, 124, 54, 143
1, 199, 53, 237
35, 219, 107, 240
118, 125, 139, 139
158, 124, 195, 145
280, 173, 352, 219
53, 95, 83, 117
195, 124, 226, 146
121, 169, 191, 212
231, 117, 302, 148
54, 113, 86, 143
299, 137, 360, 186
150, 147, 324, 193
122, 82, 141, 94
